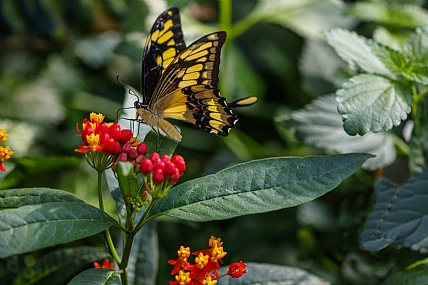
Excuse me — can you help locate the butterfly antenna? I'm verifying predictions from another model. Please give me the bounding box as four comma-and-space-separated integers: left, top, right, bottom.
116, 75, 141, 102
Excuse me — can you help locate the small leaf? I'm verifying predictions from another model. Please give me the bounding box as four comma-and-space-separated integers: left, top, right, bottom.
216, 262, 329, 285
146, 153, 372, 222
360, 168, 428, 253
325, 29, 393, 76
68, 268, 120, 285
0, 191, 118, 258
287, 95, 395, 170
12, 246, 111, 285
336, 74, 412, 135
255, 0, 355, 39
381, 260, 428, 285
145, 130, 178, 156
371, 42, 428, 85
347, 2, 428, 28
116, 162, 137, 199
128, 221, 158, 285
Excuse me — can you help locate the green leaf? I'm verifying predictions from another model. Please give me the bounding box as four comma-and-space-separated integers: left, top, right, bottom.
336, 74, 412, 135
12, 246, 110, 285
347, 2, 428, 28
146, 153, 372, 222
68, 268, 120, 285
0, 189, 118, 258
287, 95, 395, 170
255, 0, 355, 39
373, 27, 411, 50
381, 259, 428, 285
299, 40, 344, 96
409, 97, 428, 174
145, 130, 178, 156
371, 41, 428, 85
128, 221, 158, 285
360, 168, 428, 253
0, 188, 84, 208
116, 162, 137, 198
325, 29, 393, 76
216, 262, 329, 285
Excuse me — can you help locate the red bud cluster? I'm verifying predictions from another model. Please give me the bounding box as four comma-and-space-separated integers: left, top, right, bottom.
140, 153, 186, 185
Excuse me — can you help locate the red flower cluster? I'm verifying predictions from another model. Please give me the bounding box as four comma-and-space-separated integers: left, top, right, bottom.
93, 258, 114, 270
75, 113, 134, 155
168, 236, 247, 285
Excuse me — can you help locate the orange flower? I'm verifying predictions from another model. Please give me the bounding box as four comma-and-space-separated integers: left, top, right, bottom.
227, 261, 247, 278
94, 259, 114, 269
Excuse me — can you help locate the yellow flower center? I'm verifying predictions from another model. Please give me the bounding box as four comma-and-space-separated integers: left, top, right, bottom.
0, 129, 9, 142
90, 112, 105, 123
175, 270, 191, 285
203, 276, 217, 285
195, 252, 209, 269
86, 133, 101, 148
0, 146, 14, 161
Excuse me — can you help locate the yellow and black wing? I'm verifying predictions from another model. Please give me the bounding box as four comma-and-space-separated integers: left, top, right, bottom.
148, 31, 241, 137
142, 7, 185, 104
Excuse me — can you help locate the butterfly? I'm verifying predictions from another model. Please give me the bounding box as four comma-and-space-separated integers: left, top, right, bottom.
133, 7, 257, 142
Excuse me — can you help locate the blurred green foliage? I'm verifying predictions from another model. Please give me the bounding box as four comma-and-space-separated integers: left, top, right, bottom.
1, 0, 428, 284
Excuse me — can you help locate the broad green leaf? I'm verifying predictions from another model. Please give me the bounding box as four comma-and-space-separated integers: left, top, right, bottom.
68, 268, 120, 285
347, 2, 428, 28
0, 188, 84, 208
216, 262, 329, 285
12, 246, 110, 285
325, 29, 393, 76
409, 97, 428, 174
371, 42, 428, 85
146, 153, 372, 222
381, 259, 428, 285
116, 162, 137, 199
0, 190, 118, 258
287, 95, 395, 170
128, 221, 158, 285
254, 0, 355, 39
336, 74, 412, 135
360, 169, 428, 253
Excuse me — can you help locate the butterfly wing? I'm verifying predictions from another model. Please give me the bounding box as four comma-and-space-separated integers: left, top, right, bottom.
148, 32, 238, 137
142, 7, 186, 104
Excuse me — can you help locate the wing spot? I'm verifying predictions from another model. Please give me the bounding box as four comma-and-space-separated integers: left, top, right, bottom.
183, 72, 200, 80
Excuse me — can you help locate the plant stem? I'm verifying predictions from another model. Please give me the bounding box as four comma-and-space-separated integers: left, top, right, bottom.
412, 86, 428, 117
219, 0, 232, 33
97, 170, 121, 264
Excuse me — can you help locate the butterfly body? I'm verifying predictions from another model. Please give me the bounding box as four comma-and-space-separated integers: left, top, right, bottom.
135, 8, 257, 142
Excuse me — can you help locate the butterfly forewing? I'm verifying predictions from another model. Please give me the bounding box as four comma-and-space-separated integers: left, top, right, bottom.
147, 32, 237, 136
142, 7, 186, 104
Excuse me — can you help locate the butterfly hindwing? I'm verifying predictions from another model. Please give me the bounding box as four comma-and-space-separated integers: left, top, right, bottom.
142, 7, 186, 104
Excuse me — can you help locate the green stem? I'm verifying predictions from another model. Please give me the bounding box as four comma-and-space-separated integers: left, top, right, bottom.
229, 11, 265, 41
219, 0, 232, 33
97, 170, 121, 264
392, 134, 410, 156
412, 86, 428, 117
133, 199, 157, 233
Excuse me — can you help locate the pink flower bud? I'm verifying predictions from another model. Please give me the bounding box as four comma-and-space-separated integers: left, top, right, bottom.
140, 159, 154, 175
120, 129, 133, 144
153, 168, 164, 185
137, 142, 148, 156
